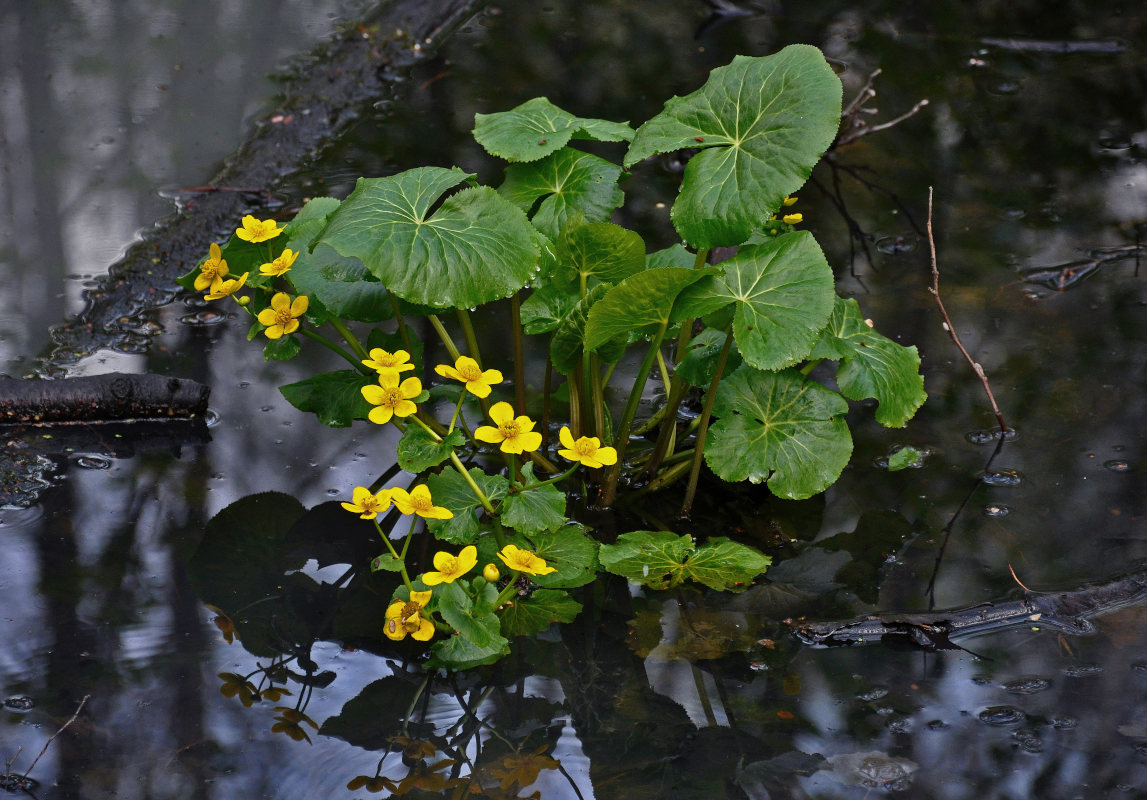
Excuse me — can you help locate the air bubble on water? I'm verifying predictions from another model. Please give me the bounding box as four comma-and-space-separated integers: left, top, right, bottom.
1051, 715, 1077, 729
1012, 729, 1043, 753
1063, 663, 1103, 677
1002, 677, 1050, 694
204, 409, 220, 427
3, 695, 34, 711
1104, 460, 1130, 472
981, 469, 1022, 487
857, 687, 889, 702
875, 235, 918, 255
966, 427, 1019, 445
238, 381, 251, 389
326, 488, 340, 496
1097, 134, 1132, 151
978, 705, 1025, 726
983, 504, 1011, 518
179, 309, 226, 325
74, 455, 112, 470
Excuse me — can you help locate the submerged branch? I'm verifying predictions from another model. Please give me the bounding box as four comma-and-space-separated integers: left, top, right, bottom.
0, 373, 209, 424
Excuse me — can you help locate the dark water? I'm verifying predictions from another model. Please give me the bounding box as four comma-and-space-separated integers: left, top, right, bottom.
2, 2, 1147, 798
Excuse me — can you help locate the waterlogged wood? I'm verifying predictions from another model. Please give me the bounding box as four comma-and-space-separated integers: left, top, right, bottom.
0, 374, 209, 424
792, 567, 1147, 650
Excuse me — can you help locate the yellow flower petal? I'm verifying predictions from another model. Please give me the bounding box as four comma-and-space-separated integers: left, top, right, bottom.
559, 426, 576, 450
368, 405, 394, 425
488, 401, 515, 426
474, 425, 502, 444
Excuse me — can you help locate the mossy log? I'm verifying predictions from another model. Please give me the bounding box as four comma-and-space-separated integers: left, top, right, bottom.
0, 374, 209, 424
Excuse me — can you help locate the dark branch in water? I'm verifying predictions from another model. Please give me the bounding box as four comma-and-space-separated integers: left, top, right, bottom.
2, 695, 89, 792
792, 565, 1147, 650
0, 373, 209, 424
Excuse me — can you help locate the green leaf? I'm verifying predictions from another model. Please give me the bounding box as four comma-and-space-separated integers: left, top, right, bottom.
554, 221, 646, 287
436, 580, 501, 648
647, 244, 697, 270
625, 47, 842, 248
499, 147, 625, 239
314, 167, 545, 309
706, 364, 852, 500
474, 97, 634, 163
396, 426, 466, 473
287, 246, 392, 323
371, 553, 405, 572
887, 446, 926, 471
528, 524, 599, 589
520, 281, 580, 335
499, 589, 582, 637
263, 334, 301, 362
426, 467, 510, 545
550, 283, 625, 374
499, 464, 567, 535
674, 326, 742, 387
279, 369, 375, 427
672, 232, 835, 372
426, 630, 510, 671
599, 530, 770, 591
584, 267, 717, 351
810, 296, 927, 427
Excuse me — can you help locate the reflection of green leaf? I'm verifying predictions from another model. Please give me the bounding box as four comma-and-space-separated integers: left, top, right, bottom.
314, 167, 545, 309
426, 467, 510, 545
279, 369, 375, 427
599, 530, 771, 591
625, 47, 841, 248
500, 464, 567, 534
499, 147, 624, 238
396, 426, 465, 473
810, 296, 927, 427
675, 327, 742, 387
673, 233, 834, 372
499, 589, 582, 637
474, 97, 634, 163
585, 267, 716, 351
319, 677, 434, 750
528, 524, 599, 589
706, 365, 852, 500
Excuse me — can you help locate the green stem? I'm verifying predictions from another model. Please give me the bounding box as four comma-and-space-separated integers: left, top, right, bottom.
655, 348, 672, 390
456, 308, 482, 364
590, 354, 605, 440
328, 316, 369, 361
389, 294, 414, 356
567, 373, 582, 438
448, 392, 466, 434
411, 413, 444, 443
508, 453, 519, 484
519, 462, 579, 491
601, 318, 669, 506
373, 518, 414, 592
511, 294, 526, 414
490, 517, 507, 550
681, 325, 734, 517
800, 358, 824, 376
299, 328, 366, 371
528, 450, 560, 475
495, 573, 520, 606
449, 451, 496, 514
427, 314, 461, 362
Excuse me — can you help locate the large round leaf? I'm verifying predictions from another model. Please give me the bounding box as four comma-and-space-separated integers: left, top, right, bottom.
673, 232, 835, 371
313, 167, 545, 310
499, 147, 625, 239
810, 296, 927, 427
554, 221, 646, 287
706, 364, 852, 500
474, 97, 634, 163
585, 267, 717, 351
625, 47, 842, 248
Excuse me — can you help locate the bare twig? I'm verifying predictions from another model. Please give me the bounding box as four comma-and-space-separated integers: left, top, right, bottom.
926, 187, 1009, 433
11, 694, 89, 781
836, 99, 930, 147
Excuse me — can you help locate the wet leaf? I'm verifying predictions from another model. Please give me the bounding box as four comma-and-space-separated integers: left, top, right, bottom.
437, 580, 501, 648
427, 630, 510, 671
474, 97, 633, 163
520, 280, 579, 335
499, 589, 582, 637
673, 233, 835, 371
396, 426, 466, 473
499, 147, 625, 238
553, 221, 646, 287
705, 364, 852, 499
887, 446, 925, 471
584, 267, 717, 351
675, 326, 742, 387
527, 524, 600, 589
647, 243, 696, 270
499, 463, 567, 535
263, 333, 301, 362
279, 369, 375, 427
599, 530, 770, 591
625, 47, 841, 247
550, 283, 624, 373
314, 167, 545, 309
810, 296, 927, 427
425, 466, 510, 545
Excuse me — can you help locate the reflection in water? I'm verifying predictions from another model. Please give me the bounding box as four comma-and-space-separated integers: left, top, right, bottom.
1, 1, 1147, 798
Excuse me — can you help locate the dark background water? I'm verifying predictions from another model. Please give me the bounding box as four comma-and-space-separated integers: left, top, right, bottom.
2, 1, 1146, 798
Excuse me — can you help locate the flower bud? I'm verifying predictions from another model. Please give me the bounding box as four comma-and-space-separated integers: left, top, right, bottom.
483, 563, 500, 582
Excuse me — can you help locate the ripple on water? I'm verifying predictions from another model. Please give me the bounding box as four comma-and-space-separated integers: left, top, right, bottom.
1012, 729, 1043, 753
966, 427, 1020, 445
875, 235, 919, 255
981, 469, 1023, 487
983, 504, 1011, 518
1104, 460, 1130, 472
979, 705, 1025, 726
1002, 677, 1051, 695
1063, 663, 1103, 677
73, 455, 113, 470
3, 695, 34, 711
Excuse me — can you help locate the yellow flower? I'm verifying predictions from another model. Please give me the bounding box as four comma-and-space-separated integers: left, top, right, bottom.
434, 356, 502, 398
340, 486, 393, 519
259, 248, 299, 276
421, 545, 477, 585
474, 402, 543, 454
235, 214, 284, 243
361, 374, 421, 425
384, 589, 435, 641
557, 426, 618, 468
362, 348, 415, 380
391, 485, 453, 520
204, 271, 249, 301
782, 195, 799, 206
257, 292, 308, 339
496, 544, 555, 576
782, 213, 803, 225
195, 242, 229, 291
483, 563, 500, 582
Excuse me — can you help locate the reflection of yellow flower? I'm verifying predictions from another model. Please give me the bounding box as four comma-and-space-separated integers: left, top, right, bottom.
204, 271, 248, 301
218, 672, 258, 707
434, 356, 502, 398
195, 242, 229, 291
259, 248, 299, 276
362, 348, 415, 380
206, 605, 239, 643
259, 685, 291, 702
236, 214, 284, 243
381, 760, 460, 796
346, 775, 387, 792
270, 707, 318, 743
385, 590, 435, 641
361, 374, 421, 425
387, 736, 437, 761
475, 402, 543, 454
257, 292, 308, 339
493, 745, 561, 790
340, 486, 393, 519
496, 545, 555, 577
557, 426, 618, 468
391, 485, 453, 520
421, 545, 477, 585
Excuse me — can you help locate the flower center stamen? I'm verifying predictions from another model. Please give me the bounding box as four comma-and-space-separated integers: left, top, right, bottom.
459, 365, 482, 381
382, 388, 403, 406
274, 309, 293, 326
499, 421, 520, 437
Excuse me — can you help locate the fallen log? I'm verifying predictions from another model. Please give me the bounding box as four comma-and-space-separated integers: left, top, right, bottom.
0, 374, 209, 424
791, 566, 1147, 651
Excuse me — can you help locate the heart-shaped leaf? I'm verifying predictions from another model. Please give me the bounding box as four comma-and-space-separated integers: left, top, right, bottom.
553, 221, 646, 287
499, 589, 582, 638
396, 426, 466, 473
499, 147, 625, 239
520, 281, 580, 335
675, 326, 742, 387
313, 167, 545, 309
706, 364, 852, 499
474, 97, 634, 163
550, 283, 624, 374
673, 232, 835, 371
426, 466, 510, 545
810, 297, 927, 427
527, 524, 599, 590
279, 369, 376, 427
625, 47, 842, 248
499, 464, 567, 535
585, 267, 717, 351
